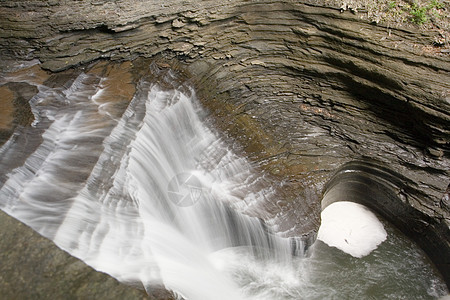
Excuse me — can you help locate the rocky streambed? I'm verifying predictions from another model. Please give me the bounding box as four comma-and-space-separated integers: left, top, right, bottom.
0, 0, 449, 298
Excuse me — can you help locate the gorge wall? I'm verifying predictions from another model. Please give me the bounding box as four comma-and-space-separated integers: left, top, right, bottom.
1, 0, 449, 296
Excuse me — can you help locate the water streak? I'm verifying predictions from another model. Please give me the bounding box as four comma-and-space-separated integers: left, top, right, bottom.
0, 70, 304, 299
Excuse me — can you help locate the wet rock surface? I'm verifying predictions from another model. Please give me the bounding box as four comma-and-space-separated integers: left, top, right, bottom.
0, 209, 159, 300
0, 0, 449, 295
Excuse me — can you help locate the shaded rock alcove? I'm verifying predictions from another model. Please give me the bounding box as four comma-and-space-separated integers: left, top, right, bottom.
0, 0, 449, 296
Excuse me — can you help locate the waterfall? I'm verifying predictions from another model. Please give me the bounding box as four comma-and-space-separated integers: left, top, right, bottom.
0, 69, 306, 299
0, 65, 447, 299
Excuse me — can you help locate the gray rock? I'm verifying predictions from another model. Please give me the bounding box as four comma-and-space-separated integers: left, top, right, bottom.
0, 210, 154, 299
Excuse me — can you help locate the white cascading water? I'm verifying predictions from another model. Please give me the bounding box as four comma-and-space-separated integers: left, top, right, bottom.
0, 66, 447, 299
0, 69, 306, 299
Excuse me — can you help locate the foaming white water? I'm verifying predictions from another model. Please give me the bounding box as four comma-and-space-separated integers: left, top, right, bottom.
317, 201, 387, 258
209, 247, 306, 300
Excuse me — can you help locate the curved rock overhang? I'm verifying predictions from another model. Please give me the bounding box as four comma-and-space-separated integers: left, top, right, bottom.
321, 160, 450, 285
1, 0, 449, 287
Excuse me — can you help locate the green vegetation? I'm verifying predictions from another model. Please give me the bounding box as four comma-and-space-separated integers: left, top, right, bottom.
386, 0, 446, 25
429, 0, 445, 10
338, 0, 449, 47
409, 3, 429, 24
388, 1, 397, 9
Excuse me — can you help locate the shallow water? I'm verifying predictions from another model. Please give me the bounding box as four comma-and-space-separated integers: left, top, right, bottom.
0, 65, 447, 299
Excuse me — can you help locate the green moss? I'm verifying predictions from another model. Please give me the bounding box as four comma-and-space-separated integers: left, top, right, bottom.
428, 0, 444, 9
406, 0, 445, 25
410, 3, 428, 24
